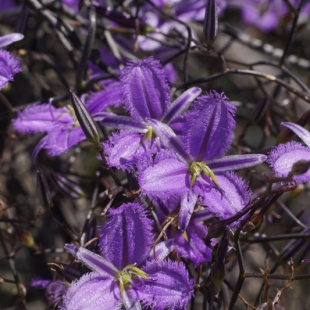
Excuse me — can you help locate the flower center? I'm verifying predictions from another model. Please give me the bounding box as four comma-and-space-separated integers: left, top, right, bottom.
141, 126, 155, 145
189, 161, 220, 189
116, 264, 149, 297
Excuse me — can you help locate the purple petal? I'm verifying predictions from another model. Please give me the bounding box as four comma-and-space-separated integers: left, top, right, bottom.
208, 154, 267, 172
179, 191, 198, 231
44, 126, 86, 156
123, 289, 142, 310
103, 130, 158, 171
161, 87, 202, 124
99, 203, 153, 269
146, 118, 192, 164
144, 239, 175, 263
0, 33, 24, 48
64, 244, 117, 276
138, 156, 189, 201
198, 172, 251, 224
86, 82, 122, 114
0, 50, 21, 89
60, 273, 121, 310
121, 57, 170, 121
93, 112, 146, 130
182, 91, 236, 161
282, 122, 310, 147
174, 220, 211, 267
268, 141, 310, 183
13, 104, 65, 133
32, 137, 47, 162
138, 260, 194, 310
31, 278, 52, 289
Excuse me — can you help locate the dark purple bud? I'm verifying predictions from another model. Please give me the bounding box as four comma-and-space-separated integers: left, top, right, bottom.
93, 4, 147, 33
291, 160, 310, 176
36, 171, 53, 211
51, 173, 86, 199
203, 0, 218, 48
210, 261, 225, 294
208, 221, 227, 238
70, 91, 100, 148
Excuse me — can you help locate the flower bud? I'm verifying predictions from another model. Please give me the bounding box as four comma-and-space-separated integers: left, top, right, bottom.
210, 261, 225, 294
36, 171, 53, 211
203, 0, 218, 49
51, 173, 86, 199
70, 90, 100, 148
18, 230, 36, 249
291, 160, 310, 176
208, 221, 227, 238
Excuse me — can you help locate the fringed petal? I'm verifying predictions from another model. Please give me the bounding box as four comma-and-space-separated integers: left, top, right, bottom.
198, 172, 251, 224
174, 220, 211, 267
282, 122, 310, 147
45, 126, 86, 156
121, 57, 170, 121
138, 156, 189, 201
86, 82, 122, 114
208, 154, 267, 172
182, 91, 236, 161
60, 272, 121, 310
103, 130, 158, 171
268, 141, 310, 183
99, 203, 153, 269
0, 49, 21, 89
138, 260, 194, 310
13, 104, 65, 133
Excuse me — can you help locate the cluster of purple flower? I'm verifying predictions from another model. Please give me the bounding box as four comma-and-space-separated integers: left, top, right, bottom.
3, 0, 310, 309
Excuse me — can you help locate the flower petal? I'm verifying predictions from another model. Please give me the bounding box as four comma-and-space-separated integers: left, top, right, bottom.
208, 154, 267, 172
138, 260, 194, 310
144, 239, 175, 262
60, 272, 121, 310
44, 126, 86, 156
179, 190, 198, 231
13, 104, 66, 133
0, 49, 21, 89
103, 130, 158, 171
182, 91, 236, 161
282, 122, 310, 147
99, 203, 153, 269
86, 83, 122, 114
64, 244, 118, 277
268, 141, 310, 183
121, 57, 170, 121
198, 172, 251, 223
161, 87, 202, 124
0, 33, 24, 48
138, 156, 189, 200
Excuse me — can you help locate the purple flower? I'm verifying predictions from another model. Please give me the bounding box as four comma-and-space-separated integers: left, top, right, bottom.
13, 85, 122, 157
268, 122, 310, 183
0, 33, 23, 90
96, 57, 201, 170
229, 0, 310, 31
31, 278, 68, 307
138, 91, 264, 229
60, 203, 193, 310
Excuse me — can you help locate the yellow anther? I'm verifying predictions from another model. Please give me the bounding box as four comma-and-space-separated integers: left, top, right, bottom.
189, 162, 221, 190
116, 264, 149, 297
182, 231, 189, 242
141, 126, 153, 144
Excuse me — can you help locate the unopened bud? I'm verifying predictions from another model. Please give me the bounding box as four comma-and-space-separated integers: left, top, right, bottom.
242, 221, 256, 233
70, 90, 100, 148
291, 160, 310, 176
18, 230, 36, 248
210, 261, 225, 294
203, 0, 218, 49
36, 171, 53, 211
51, 173, 86, 199
251, 212, 264, 228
